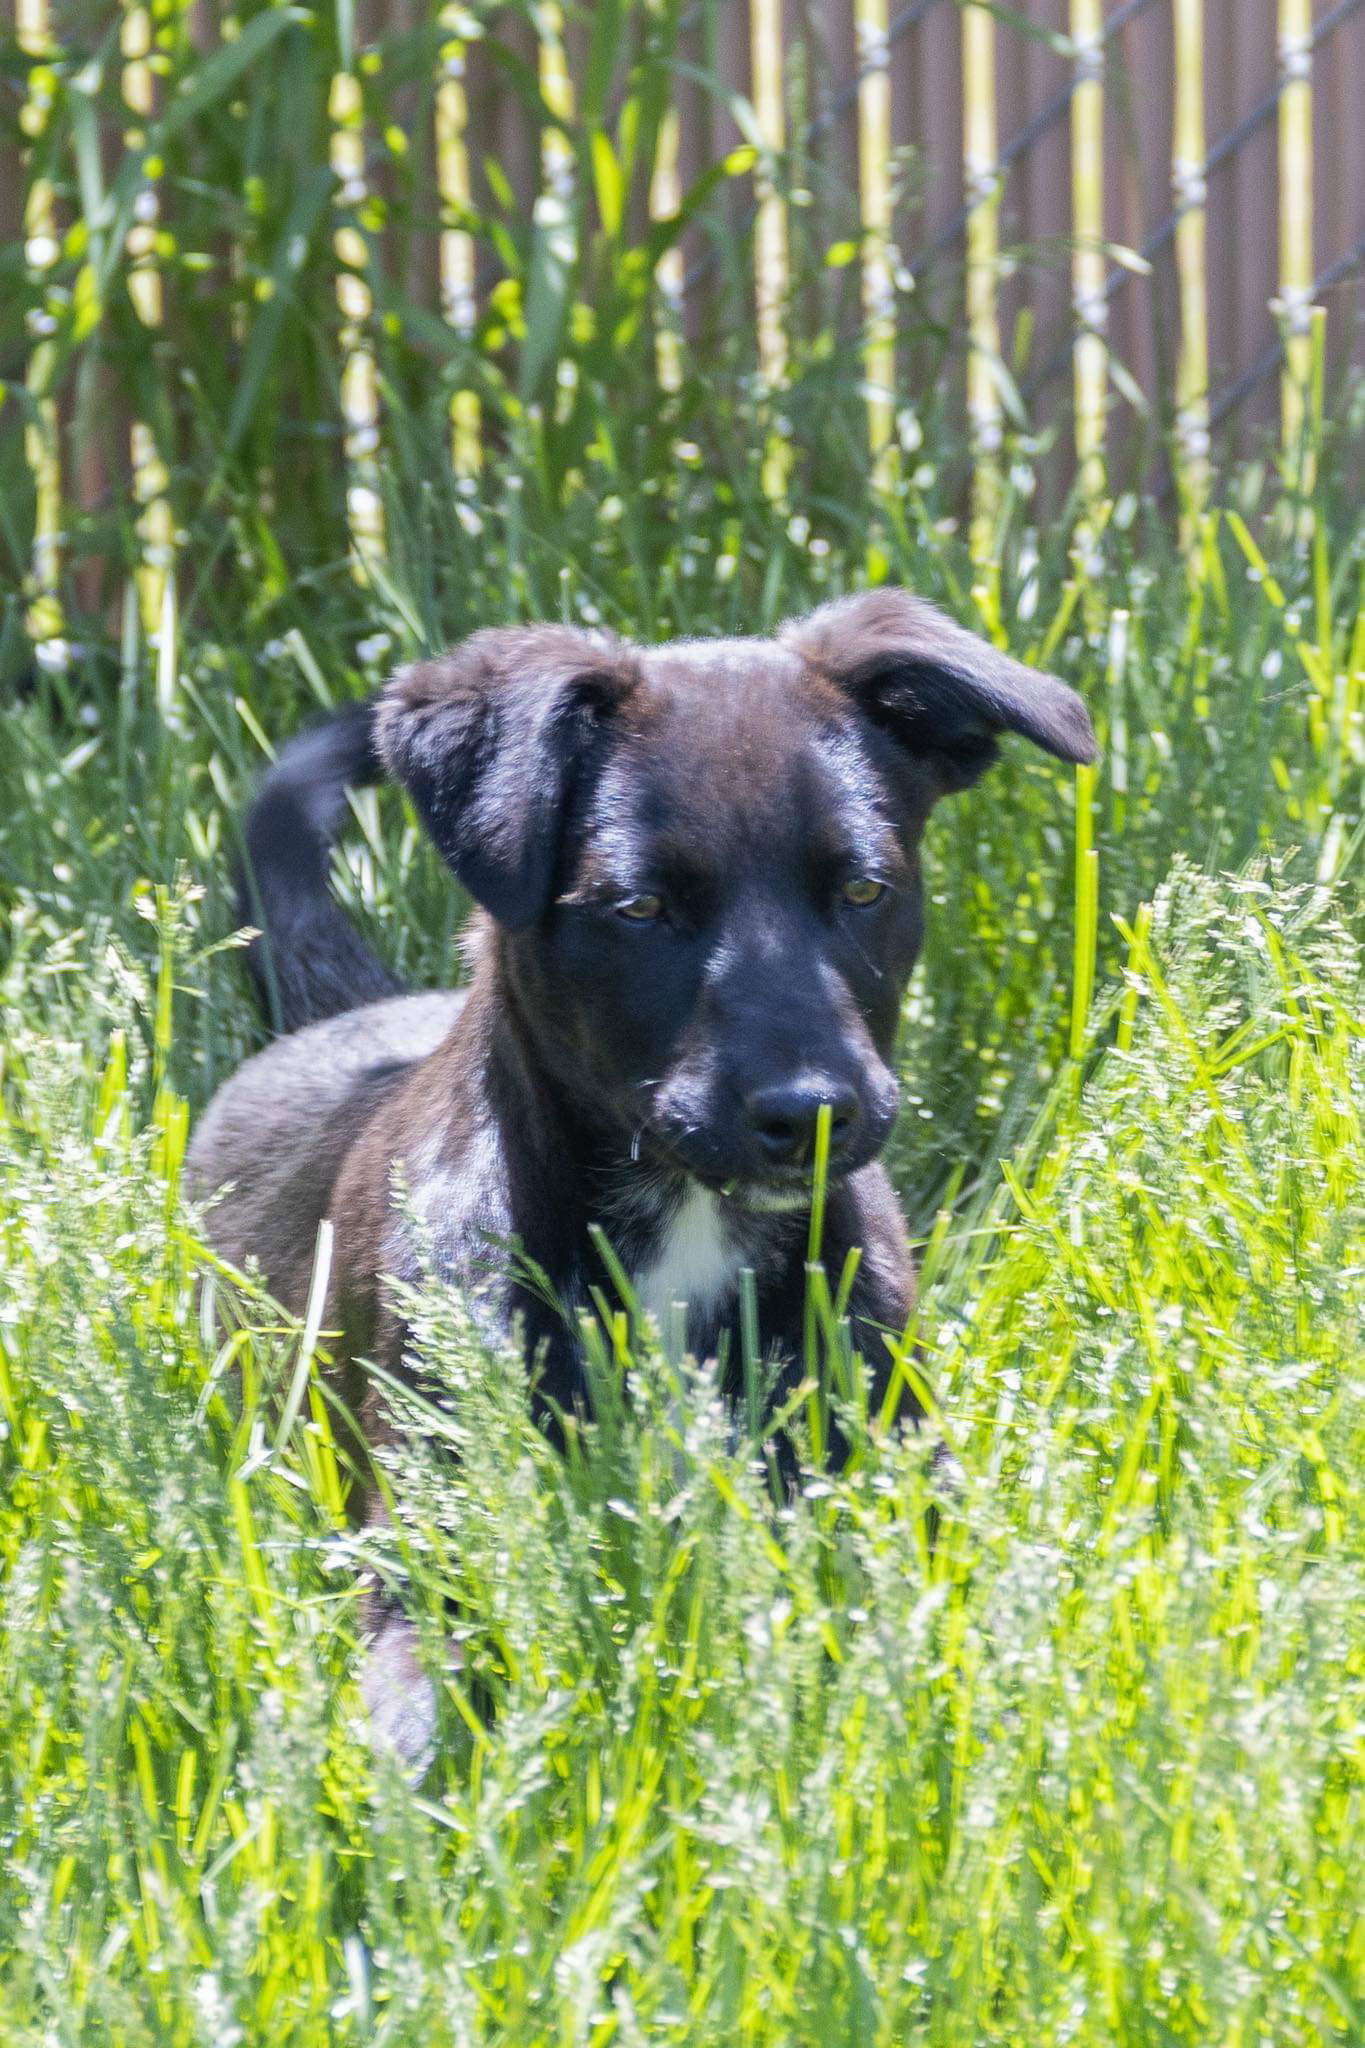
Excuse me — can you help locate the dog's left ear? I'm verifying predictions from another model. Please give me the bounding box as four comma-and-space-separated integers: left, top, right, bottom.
786, 587, 1098, 791
377, 625, 641, 928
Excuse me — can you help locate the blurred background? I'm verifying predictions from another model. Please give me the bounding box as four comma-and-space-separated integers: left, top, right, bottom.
2, 0, 1361, 672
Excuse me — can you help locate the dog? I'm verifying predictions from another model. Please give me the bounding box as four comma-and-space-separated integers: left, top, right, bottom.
188, 587, 1096, 1757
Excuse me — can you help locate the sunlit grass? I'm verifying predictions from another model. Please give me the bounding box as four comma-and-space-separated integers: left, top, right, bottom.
3, 784, 1364, 2041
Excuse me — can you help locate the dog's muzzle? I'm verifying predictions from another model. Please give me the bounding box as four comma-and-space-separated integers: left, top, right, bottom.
648, 1064, 898, 1196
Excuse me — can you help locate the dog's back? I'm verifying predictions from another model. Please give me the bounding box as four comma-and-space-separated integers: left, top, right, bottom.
188, 988, 460, 1307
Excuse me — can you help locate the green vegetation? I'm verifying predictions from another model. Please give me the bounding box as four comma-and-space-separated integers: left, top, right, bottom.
5, 7, 1365, 2041
4, 433, 1364, 2038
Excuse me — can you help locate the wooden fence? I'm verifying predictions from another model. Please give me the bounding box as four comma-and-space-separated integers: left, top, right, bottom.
4, 0, 1363, 665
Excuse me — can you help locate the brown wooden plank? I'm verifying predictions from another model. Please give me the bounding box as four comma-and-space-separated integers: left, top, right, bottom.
1230, 0, 1279, 447
1109, 0, 1174, 457
1203, 0, 1239, 399
1313, 0, 1365, 375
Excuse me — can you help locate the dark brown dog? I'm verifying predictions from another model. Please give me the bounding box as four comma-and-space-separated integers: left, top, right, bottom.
189, 588, 1096, 1757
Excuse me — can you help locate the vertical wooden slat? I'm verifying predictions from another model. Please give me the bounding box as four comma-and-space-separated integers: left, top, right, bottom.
1202, 0, 1237, 429
912, 3, 963, 254
488, 6, 539, 281
212, 0, 249, 353
436, 9, 480, 475
809, 0, 858, 260
538, 0, 575, 189
534, 2, 577, 442
1107, 4, 1168, 461
1069, 0, 1107, 510
1231, 1, 1278, 446
1018, 0, 1070, 517
0, 85, 22, 257
900, 12, 961, 481
1313, 0, 1346, 373
711, 0, 754, 322
121, 3, 175, 643
120, 9, 162, 331
962, 3, 1000, 574
749, 0, 790, 498
671, 2, 711, 350
330, 61, 386, 578
383, 0, 432, 317
1172, 0, 1210, 527
1321, 3, 1364, 374
1277, 0, 1315, 493
854, 0, 895, 490
650, 108, 685, 396
17, 0, 66, 665
991, 19, 1026, 374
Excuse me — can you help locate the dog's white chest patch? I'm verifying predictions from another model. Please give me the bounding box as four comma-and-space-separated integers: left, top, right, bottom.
633, 1183, 741, 1337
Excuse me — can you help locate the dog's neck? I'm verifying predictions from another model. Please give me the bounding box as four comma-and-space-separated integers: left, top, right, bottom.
448, 947, 802, 1350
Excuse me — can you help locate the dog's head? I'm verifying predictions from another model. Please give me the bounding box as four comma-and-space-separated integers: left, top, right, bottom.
378, 590, 1096, 1208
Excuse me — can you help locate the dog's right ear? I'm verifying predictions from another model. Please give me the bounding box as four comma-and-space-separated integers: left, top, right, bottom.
786, 587, 1097, 792
377, 626, 641, 929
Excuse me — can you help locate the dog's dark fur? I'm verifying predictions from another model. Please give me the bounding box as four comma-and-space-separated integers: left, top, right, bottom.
189, 588, 1096, 1758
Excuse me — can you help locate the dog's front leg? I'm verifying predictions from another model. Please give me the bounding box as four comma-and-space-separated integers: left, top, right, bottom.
359, 1585, 444, 1772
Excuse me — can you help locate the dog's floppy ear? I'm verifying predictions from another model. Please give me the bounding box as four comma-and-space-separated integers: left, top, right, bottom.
377, 625, 641, 928
786, 587, 1098, 791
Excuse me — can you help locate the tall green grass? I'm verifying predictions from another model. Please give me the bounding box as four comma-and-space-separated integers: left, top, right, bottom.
3, 815, 1364, 2041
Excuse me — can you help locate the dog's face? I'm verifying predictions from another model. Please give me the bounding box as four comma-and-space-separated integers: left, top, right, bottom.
378, 590, 1096, 1205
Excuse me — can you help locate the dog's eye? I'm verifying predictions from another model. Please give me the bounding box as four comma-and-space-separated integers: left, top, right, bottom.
841, 876, 886, 908
615, 893, 664, 922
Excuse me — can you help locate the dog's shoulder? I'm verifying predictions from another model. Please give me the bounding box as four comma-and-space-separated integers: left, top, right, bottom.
188, 990, 465, 1311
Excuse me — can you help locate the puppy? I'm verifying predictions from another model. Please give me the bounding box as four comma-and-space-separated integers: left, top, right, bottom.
189, 588, 1096, 1755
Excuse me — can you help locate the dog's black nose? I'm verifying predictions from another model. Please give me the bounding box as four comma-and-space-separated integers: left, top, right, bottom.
744, 1077, 862, 1168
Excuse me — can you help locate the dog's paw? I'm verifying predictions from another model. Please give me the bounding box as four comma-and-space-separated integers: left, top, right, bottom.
359, 1613, 444, 1775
